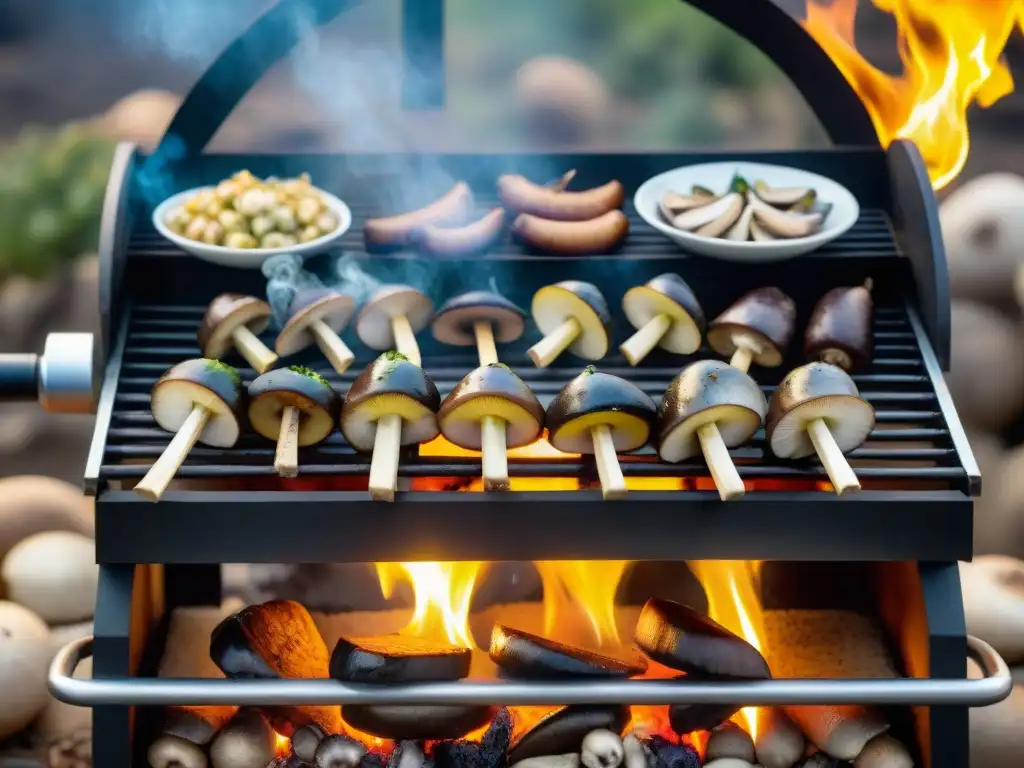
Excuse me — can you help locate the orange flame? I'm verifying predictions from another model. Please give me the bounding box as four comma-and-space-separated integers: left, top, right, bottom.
802, 0, 1021, 189
375, 561, 485, 647
535, 561, 631, 648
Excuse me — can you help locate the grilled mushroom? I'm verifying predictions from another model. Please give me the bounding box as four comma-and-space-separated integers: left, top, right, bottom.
528, 280, 611, 368
805, 279, 874, 372
431, 290, 527, 365
766, 362, 876, 495
659, 189, 717, 221
748, 192, 824, 238
546, 367, 657, 499
657, 360, 767, 501
147, 735, 208, 768
340, 351, 441, 502
620, 273, 705, 366
208, 709, 276, 768
275, 288, 356, 376
198, 293, 278, 374
669, 193, 744, 237
753, 180, 817, 209
134, 359, 243, 502
707, 287, 797, 373
248, 366, 339, 477
355, 285, 434, 367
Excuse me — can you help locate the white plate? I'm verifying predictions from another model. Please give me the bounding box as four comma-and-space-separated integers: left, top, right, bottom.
634, 161, 860, 263
152, 185, 353, 269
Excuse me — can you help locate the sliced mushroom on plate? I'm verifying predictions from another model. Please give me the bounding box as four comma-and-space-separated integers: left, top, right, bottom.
340, 351, 441, 502
275, 288, 356, 376
767, 362, 876, 495
528, 280, 611, 368
438, 364, 544, 491
546, 367, 657, 500
659, 189, 718, 221
355, 284, 435, 367
198, 293, 278, 374
248, 366, 339, 478
134, 359, 243, 502
620, 273, 705, 366
657, 360, 768, 501
431, 290, 527, 366
707, 287, 797, 373
753, 180, 817, 209
805, 279, 874, 372
669, 193, 744, 237
747, 192, 824, 238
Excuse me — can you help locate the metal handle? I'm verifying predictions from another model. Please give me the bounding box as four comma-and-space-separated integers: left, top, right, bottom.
49, 634, 1011, 709
0, 333, 95, 414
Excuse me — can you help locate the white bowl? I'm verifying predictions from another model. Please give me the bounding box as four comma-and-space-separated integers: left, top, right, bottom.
634, 161, 860, 263
152, 186, 353, 269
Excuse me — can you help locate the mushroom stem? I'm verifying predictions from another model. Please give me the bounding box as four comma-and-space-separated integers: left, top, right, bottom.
274, 405, 302, 478
820, 347, 853, 371
231, 325, 278, 374
590, 424, 627, 500
135, 405, 211, 502
310, 319, 355, 376
728, 334, 763, 373
390, 314, 421, 367
697, 422, 745, 501
527, 317, 581, 368
807, 418, 861, 495
368, 412, 404, 502
480, 415, 509, 491
620, 313, 672, 366
474, 320, 499, 365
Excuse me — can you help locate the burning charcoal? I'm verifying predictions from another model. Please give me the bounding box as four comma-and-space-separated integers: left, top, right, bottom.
209, 709, 276, 768
705, 722, 755, 763
147, 734, 208, 768
355, 284, 435, 367
268, 757, 305, 768
431, 708, 512, 768
291, 724, 325, 763
619, 273, 705, 366
798, 756, 845, 768
644, 736, 700, 768
341, 704, 495, 741
431, 290, 527, 366
707, 287, 797, 373
199, 293, 278, 374
507, 705, 629, 765
329, 633, 472, 683
387, 741, 427, 768
161, 706, 238, 745
511, 757, 581, 768
804, 280, 874, 372
490, 624, 646, 679
361, 754, 388, 768
276, 288, 357, 376
314, 734, 367, 768
527, 281, 611, 368
581, 729, 624, 768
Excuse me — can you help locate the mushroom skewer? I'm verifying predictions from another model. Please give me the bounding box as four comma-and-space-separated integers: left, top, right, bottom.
431, 291, 527, 366
356, 285, 435, 367
134, 359, 243, 502
804, 279, 874, 372
438, 364, 544, 491
546, 367, 657, 500
341, 351, 441, 502
707, 287, 796, 373
528, 280, 612, 368
275, 288, 357, 376
248, 366, 340, 477
620, 273, 705, 366
199, 293, 278, 374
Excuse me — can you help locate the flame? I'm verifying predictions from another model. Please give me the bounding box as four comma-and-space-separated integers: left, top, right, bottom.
802, 0, 1022, 189
375, 561, 485, 647
535, 561, 631, 648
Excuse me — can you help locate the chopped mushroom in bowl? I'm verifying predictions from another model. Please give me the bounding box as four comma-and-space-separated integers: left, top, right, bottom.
634, 161, 859, 262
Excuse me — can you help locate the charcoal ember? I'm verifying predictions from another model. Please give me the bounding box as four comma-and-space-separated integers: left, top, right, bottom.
797, 755, 847, 768
643, 736, 700, 768
341, 704, 496, 741
431, 707, 512, 768
361, 754, 388, 768
268, 756, 305, 768
330, 634, 472, 683
507, 705, 629, 765
490, 624, 646, 679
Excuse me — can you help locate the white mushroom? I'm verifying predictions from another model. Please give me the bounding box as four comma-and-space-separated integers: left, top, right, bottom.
852, 733, 913, 768
1, 530, 97, 624
621, 734, 646, 768
209, 709, 276, 768
702, 759, 755, 768
315, 734, 367, 768
959, 556, 1024, 664
670, 193, 743, 233
581, 729, 624, 768
747, 192, 823, 238
290, 724, 325, 763
0, 475, 93, 562
0, 601, 53, 739
969, 657, 1024, 768
706, 722, 756, 763
387, 741, 426, 768
754, 708, 805, 768
511, 756, 581, 768
753, 180, 816, 208
148, 734, 208, 768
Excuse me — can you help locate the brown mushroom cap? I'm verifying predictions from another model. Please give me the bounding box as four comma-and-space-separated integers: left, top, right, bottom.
437, 363, 545, 450
545, 367, 657, 453
151, 359, 244, 448
622, 273, 706, 355
707, 287, 797, 367
657, 360, 767, 463
340, 351, 441, 451
431, 291, 527, 347
532, 280, 612, 360
276, 288, 355, 357
766, 362, 876, 459
355, 284, 435, 350
247, 366, 339, 446
804, 281, 874, 371
197, 293, 273, 360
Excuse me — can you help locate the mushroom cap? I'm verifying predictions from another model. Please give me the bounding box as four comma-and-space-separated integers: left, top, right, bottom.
532, 280, 611, 361
546, 367, 657, 453
707, 287, 796, 367
198, 293, 273, 359
276, 288, 355, 357
657, 360, 767, 463
437, 363, 545, 450
804, 283, 874, 371
147, 735, 207, 768
355, 284, 435, 351
340, 351, 441, 451
151, 359, 243, 448
247, 366, 339, 446
622, 273, 706, 356
431, 290, 527, 347
766, 362, 876, 459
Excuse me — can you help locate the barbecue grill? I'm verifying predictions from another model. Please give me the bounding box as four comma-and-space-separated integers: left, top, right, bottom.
46, 0, 1011, 766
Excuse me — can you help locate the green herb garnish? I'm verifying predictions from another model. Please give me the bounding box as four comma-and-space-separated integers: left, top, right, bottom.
384, 350, 409, 363
289, 365, 330, 388
206, 359, 241, 385
583, 365, 596, 375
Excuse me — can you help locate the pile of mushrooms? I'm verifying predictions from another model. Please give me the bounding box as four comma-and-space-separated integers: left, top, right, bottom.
527, 280, 612, 368
431, 290, 527, 366
355, 285, 434, 367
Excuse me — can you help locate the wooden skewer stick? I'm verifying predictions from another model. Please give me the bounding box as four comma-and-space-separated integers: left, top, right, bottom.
368, 413, 404, 502
527, 317, 581, 368
696, 422, 745, 501
274, 405, 302, 478
135, 405, 211, 502
480, 415, 509, 491
309, 319, 355, 375
391, 315, 421, 366
474, 320, 499, 366
590, 423, 627, 500
231, 325, 278, 374
728, 333, 764, 374
807, 417, 861, 495
620, 313, 672, 366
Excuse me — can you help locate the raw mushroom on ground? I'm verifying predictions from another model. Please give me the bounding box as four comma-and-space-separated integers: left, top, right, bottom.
804, 280, 875, 372
657, 359, 768, 501
959, 556, 1024, 665
431, 290, 527, 366
528, 280, 611, 368
1, 530, 98, 624
275, 288, 357, 376
340, 351, 441, 502
620, 272, 706, 366
0, 600, 54, 740
198, 293, 279, 374
437, 363, 545, 491
248, 366, 340, 478
767, 362, 876, 495
546, 367, 657, 499
134, 359, 244, 501
708, 287, 797, 373
356, 285, 435, 367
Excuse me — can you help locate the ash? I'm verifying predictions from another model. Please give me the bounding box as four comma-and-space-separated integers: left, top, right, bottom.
432, 707, 512, 768
644, 735, 701, 768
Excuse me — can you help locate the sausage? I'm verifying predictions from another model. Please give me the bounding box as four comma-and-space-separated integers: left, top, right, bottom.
364, 182, 474, 247
513, 210, 629, 255
417, 207, 506, 256
497, 174, 624, 221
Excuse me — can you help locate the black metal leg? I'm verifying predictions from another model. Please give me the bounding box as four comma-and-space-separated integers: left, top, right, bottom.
92, 564, 135, 768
